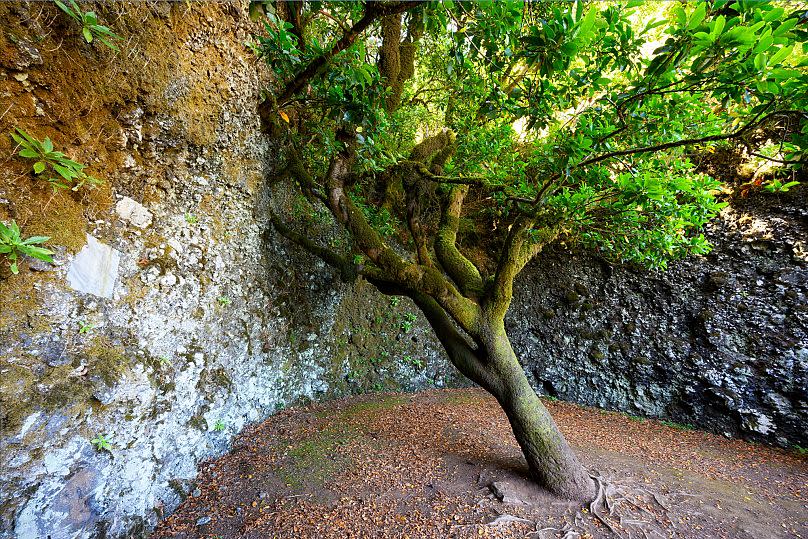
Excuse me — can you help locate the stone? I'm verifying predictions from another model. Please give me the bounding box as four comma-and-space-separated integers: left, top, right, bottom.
116, 197, 153, 228
66, 235, 121, 299
489, 481, 526, 505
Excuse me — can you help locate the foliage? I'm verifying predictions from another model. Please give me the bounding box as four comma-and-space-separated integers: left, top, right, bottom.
184, 212, 199, 225
11, 128, 103, 191
77, 320, 94, 334
0, 220, 53, 275
213, 420, 227, 432
90, 433, 112, 451
660, 419, 696, 431
217, 296, 232, 307
763, 178, 801, 193
259, 0, 806, 274
53, 0, 123, 51
400, 312, 417, 333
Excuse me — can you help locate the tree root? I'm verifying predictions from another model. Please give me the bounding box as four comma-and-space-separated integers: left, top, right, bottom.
529, 471, 680, 538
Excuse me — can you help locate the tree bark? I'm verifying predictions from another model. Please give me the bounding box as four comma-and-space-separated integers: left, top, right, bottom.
475, 315, 596, 502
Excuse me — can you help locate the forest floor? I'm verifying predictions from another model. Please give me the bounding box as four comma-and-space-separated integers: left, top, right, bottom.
152, 388, 807, 539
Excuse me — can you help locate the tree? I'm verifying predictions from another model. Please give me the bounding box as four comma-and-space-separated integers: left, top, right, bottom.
253, 0, 807, 502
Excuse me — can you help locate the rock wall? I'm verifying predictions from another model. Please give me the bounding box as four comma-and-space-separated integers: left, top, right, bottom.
509, 186, 807, 448
0, 3, 454, 538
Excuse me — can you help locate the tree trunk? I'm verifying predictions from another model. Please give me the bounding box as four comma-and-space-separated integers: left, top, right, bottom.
481, 319, 596, 502
408, 293, 595, 502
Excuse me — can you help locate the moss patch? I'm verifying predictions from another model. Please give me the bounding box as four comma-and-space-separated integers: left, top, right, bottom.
276, 424, 359, 492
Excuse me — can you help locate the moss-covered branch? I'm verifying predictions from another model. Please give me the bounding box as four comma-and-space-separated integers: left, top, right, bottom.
435, 185, 485, 298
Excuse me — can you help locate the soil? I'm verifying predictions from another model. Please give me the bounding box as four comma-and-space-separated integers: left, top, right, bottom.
151, 388, 807, 539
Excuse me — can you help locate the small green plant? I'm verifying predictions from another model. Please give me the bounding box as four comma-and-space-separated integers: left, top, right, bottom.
791, 444, 807, 456
625, 414, 646, 423
389, 296, 401, 308
213, 420, 226, 432
352, 253, 364, 265
77, 320, 94, 334
542, 395, 559, 402
11, 128, 102, 191
91, 433, 112, 451
158, 355, 171, 368
400, 312, 417, 332
660, 419, 695, 431
763, 179, 800, 193
217, 295, 231, 306
402, 355, 424, 369
0, 220, 53, 274
184, 212, 199, 225
53, 0, 122, 51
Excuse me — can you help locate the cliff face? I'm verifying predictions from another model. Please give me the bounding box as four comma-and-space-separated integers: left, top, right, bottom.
510, 186, 807, 448
0, 2, 805, 538
0, 3, 452, 538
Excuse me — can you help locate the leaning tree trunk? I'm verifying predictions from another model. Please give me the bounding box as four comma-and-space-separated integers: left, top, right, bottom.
412, 292, 596, 502
480, 318, 596, 502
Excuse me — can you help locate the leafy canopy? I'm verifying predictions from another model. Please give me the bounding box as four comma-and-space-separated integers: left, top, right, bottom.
257, 0, 806, 271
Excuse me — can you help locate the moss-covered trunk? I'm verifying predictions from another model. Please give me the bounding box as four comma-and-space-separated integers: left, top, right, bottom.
487, 339, 596, 502
473, 314, 595, 502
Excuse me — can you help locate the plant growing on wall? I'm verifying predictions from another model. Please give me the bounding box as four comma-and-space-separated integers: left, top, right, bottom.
11, 128, 103, 191
0, 220, 54, 275
53, 0, 123, 51
257, 0, 806, 502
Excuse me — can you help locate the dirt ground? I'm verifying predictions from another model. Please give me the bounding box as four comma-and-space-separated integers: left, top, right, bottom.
152, 388, 807, 539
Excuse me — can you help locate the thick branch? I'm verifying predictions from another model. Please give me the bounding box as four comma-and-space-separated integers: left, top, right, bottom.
400, 160, 489, 185
410, 292, 501, 394
435, 185, 485, 298
577, 110, 805, 170
273, 1, 420, 106
322, 138, 482, 336
269, 210, 357, 282
491, 219, 558, 319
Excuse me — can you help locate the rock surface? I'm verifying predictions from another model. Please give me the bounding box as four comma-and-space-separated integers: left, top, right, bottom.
66, 234, 121, 298
510, 187, 808, 447
0, 4, 455, 539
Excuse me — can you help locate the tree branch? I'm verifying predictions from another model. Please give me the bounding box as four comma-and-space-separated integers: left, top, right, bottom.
435, 185, 485, 298
577, 110, 804, 170
269, 1, 420, 108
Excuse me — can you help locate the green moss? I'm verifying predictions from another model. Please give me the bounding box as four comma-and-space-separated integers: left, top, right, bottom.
81, 335, 130, 386
339, 395, 407, 418
277, 424, 358, 490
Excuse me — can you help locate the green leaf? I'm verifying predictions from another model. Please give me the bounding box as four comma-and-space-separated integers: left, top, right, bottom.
22, 236, 50, 245
578, 7, 597, 38
768, 45, 793, 66
10, 261, 19, 274
33, 161, 46, 174
19, 149, 38, 158
763, 7, 785, 23
18, 245, 54, 261
753, 31, 773, 54
710, 15, 725, 38
83, 27, 93, 43
754, 52, 766, 70
687, 3, 706, 31
42, 137, 53, 153
773, 18, 797, 37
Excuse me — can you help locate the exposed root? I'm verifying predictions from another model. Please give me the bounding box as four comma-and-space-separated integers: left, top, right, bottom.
530, 471, 680, 538
589, 472, 623, 537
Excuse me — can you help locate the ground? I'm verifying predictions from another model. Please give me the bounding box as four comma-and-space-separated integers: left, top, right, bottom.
152, 389, 806, 539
